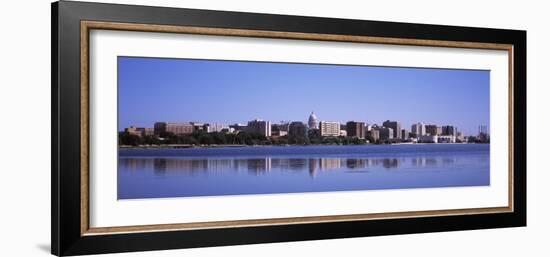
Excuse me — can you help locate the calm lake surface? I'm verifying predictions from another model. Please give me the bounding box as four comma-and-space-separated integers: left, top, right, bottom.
118, 144, 490, 199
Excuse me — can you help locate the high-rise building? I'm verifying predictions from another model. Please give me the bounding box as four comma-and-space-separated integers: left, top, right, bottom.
366, 124, 373, 132
367, 129, 380, 142
154, 122, 194, 135
401, 129, 409, 140
246, 119, 271, 137
478, 125, 489, 142
411, 122, 426, 137
425, 124, 440, 136
376, 127, 394, 141
308, 112, 318, 129
442, 125, 457, 137
288, 121, 307, 137
340, 124, 347, 131
382, 120, 401, 139
346, 121, 366, 139
319, 121, 340, 137
479, 125, 488, 135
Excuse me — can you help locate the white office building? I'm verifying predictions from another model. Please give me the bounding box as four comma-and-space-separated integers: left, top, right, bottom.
411, 122, 426, 137
319, 121, 340, 137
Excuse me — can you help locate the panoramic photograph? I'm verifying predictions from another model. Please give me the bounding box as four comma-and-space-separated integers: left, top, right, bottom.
117, 56, 490, 200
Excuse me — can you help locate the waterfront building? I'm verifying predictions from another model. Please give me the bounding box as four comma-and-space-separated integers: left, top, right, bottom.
411, 122, 426, 137
319, 121, 340, 137
125, 126, 140, 136
308, 128, 321, 139
479, 125, 488, 134
418, 135, 438, 143
154, 122, 194, 135
340, 124, 347, 131
425, 124, 440, 136
438, 135, 456, 143
229, 123, 248, 132
478, 125, 490, 142
376, 127, 394, 141
442, 125, 457, 137
457, 132, 464, 142
367, 129, 380, 142
419, 134, 457, 143
143, 128, 154, 136
271, 123, 289, 137
401, 129, 409, 140
288, 121, 307, 137
339, 130, 347, 137
124, 126, 153, 137
308, 112, 318, 129
382, 120, 401, 139
246, 119, 272, 137
346, 121, 366, 139
125, 126, 141, 136
271, 123, 289, 134
204, 123, 230, 133
222, 128, 235, 133
271, 130, 288, 137
190, 122, 206, 131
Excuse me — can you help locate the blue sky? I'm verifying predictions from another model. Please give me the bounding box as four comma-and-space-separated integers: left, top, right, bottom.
118, 56, 489, 136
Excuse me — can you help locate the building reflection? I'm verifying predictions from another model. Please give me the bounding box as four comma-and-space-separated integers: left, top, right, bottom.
120, 155, 461, 177
346, 159, 367, 169
119, 158, 151, 172
320, 158, 341, 170
382, 158, 399, 169
246, 158, 272, 174
309, 159, 318, 177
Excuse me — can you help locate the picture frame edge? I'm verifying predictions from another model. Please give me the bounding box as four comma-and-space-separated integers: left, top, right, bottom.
52, 1, 527, 256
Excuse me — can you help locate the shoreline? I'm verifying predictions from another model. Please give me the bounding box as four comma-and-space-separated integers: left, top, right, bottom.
119, 142, 486, 149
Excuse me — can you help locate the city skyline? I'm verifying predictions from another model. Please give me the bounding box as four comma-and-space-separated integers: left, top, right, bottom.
118, 56, 490, 135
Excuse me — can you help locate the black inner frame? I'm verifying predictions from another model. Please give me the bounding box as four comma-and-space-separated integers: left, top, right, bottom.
52, 1, 526, 256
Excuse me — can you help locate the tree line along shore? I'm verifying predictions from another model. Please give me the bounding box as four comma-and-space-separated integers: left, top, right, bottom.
119, 130, 487, 148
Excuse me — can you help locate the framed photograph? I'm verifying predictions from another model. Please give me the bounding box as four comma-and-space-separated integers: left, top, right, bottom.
52, 1, 526, 256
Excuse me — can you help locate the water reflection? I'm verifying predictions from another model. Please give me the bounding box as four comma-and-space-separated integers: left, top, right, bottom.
120, 156, 459, 178
118, 145, 489, 199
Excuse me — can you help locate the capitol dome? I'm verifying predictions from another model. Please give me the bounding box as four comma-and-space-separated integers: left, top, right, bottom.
308, 112, 318, 129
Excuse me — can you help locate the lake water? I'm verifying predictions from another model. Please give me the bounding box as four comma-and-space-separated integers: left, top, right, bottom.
118, 144, 490, 199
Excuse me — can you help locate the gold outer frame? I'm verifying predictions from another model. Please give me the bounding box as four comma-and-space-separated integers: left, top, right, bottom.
80, 20, 514, 236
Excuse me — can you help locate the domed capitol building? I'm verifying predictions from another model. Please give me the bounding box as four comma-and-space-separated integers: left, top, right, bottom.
308, 112, 318, 129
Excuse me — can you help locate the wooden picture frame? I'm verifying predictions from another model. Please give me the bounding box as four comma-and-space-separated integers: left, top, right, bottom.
52, 1, 526, 256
